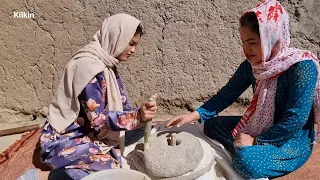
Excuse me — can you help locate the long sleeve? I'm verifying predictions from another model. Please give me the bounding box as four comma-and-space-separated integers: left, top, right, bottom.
197, 60, 254, 123
79, 72, 142, 131
256, 60, 318, 146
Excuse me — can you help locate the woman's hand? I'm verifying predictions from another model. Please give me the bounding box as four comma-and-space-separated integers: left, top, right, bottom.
234, 133, 255, 147
166, 111, 200, 128
139, 100, 158, 121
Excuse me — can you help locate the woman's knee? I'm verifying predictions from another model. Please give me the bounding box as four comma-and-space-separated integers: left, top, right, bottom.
204, 116, 241, 133
232, 147, 266, 179
203, 118, 220, 138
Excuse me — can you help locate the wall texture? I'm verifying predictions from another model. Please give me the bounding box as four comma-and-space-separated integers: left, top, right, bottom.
0, 0, 319, 125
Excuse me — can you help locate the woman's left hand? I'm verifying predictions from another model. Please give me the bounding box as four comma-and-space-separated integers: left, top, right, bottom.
234, 133, 255, 147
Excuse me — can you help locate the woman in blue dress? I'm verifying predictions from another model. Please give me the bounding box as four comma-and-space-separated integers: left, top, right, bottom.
167, 0, 320, 179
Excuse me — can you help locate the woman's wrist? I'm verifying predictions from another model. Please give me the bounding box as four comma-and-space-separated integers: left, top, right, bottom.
137, 108, 143, 121
191, 111, 201, 121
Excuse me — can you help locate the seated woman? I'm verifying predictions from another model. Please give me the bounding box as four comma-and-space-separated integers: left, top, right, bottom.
166, 0, 320, 179
18, 14, 158, 180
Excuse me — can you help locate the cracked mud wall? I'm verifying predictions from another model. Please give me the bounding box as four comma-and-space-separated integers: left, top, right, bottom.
0, 0, 319, 124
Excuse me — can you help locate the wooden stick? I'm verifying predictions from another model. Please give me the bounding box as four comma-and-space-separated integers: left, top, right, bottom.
144, 94, 158, 151
0, 124, 40, 137
170, 133, 177, 146
144, 119, 152, 151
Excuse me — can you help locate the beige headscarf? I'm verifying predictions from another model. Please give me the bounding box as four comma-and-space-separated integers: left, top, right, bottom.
48, 14, 142, 136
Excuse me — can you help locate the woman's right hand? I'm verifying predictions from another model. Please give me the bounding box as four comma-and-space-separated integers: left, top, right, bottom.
139, 100, 158, 121
166, 111, 200, 128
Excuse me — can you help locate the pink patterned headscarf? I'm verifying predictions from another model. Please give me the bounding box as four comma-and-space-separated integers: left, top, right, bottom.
232, 0, 320, 142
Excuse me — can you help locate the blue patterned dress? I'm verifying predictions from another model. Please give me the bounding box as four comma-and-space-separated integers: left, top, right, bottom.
197, 60, 317, 179
40, 71, 142, 179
